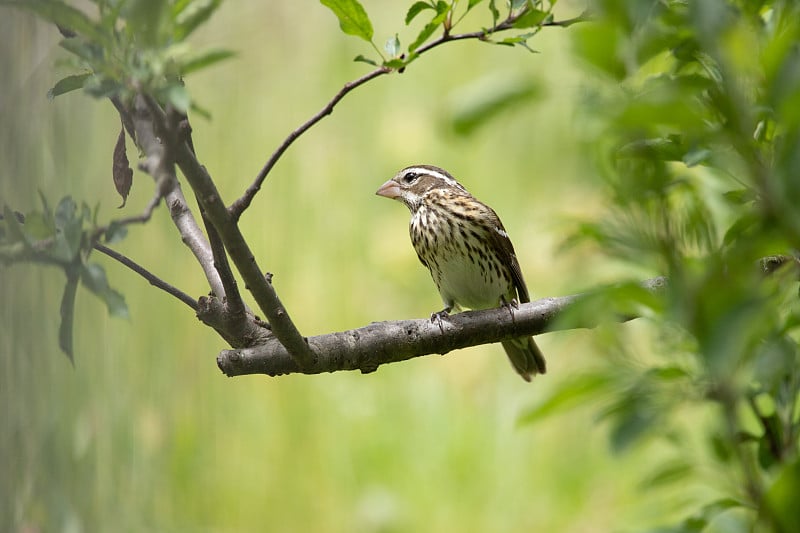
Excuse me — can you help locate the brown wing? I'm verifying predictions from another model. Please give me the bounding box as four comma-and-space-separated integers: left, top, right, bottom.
482, 205, 530, 303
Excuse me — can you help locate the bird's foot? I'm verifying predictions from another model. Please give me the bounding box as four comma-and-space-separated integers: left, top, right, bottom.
500, 296, 519, 323
430, 307, 451, 333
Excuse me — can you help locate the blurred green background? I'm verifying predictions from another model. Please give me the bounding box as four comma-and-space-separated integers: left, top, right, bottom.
1, 2, 697, 532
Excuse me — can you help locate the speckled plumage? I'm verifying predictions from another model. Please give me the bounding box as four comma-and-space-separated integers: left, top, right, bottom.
376, 165, 546, 381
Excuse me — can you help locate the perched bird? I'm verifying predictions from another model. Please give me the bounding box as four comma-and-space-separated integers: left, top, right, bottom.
376, 164, 546, 381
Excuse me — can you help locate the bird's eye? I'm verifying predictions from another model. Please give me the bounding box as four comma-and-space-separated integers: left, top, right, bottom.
402, 172, 418, 184
402, 172, 419, 185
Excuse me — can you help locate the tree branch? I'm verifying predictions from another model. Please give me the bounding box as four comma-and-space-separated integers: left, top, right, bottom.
180, 111, 246, 313
94, 243, 198, 310
170, 122, 316, 367
228, 67, 390, 220
119, 94, 314, 367
217, 277, 668, 378
128, 96, 227, 298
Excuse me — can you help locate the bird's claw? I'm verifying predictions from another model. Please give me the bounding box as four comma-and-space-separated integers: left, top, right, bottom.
501, 296, 519, 322
431, 309, 450, 333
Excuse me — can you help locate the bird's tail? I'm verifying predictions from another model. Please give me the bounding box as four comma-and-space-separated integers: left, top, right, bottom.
501, 337, 547, 382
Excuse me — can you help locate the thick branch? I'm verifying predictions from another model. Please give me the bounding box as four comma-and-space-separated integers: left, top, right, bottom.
179, 111, 246, 312
126, 95, 313, 367
204, 210, 245, 312
217, 277, 668, 377
172, 134, 316, 367
129, 96, 226, 298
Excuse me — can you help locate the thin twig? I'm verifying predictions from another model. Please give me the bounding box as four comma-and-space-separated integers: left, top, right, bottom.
228, 10, 589, 220
228, 67, 390, 220
90, 188, 162, 243
94, 243, 198, 310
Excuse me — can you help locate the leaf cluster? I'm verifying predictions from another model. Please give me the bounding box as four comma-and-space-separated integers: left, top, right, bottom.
1, 196, 129, 361
321, 0, 561, 69
2, 0, 233, 115
533, 1, 800, 530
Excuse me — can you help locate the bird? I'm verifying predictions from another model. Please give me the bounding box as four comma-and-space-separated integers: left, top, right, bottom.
376, 164, 546, 381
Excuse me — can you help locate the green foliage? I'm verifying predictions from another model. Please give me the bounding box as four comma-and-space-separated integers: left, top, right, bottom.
4, 0, 799, 531
0, 195, 128, 361
0, 0, 231, 111
321, 0, 559, 68
448, 73, 542, 135
320, 0, 374, 42
533, 0, 800, 530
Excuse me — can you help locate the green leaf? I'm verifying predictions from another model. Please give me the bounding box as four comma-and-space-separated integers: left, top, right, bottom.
433, 0, 449, 14
103, 288, 129, 319
1, 0, 107, 43
449, 74, 541, 135
58, 37, 101, 62
125, 0, 171, 48
600, 387, 662, 453
59, 268, 80, 364
406, 1, 434, 25
47, 73, 91, 100
722, 212, 758, 248
572, 20, 626, 80
638, 459, 693, 489
518, 372, 615, 425
354, 54, 378, 66
407, 2, 451, 52
180, 48, 235, 76
723, 188, 757, 205
81, 262, 110, 295
164, 83, 191, 113
320, 0, 374, 42
682, 147, 711, 167
174, 0, 222, 40
669, 498, 744, 532
409, 21, 439, 53
765, 458, 800, 531
54, 196, 77, 229
488, 0, 500, 27
82, 76, 123, 99
52, 196, 83, 262
498, 33, 539, 51
104, 221, 128, 244
513, 8, 548, 28
81, 262, 129, 318
383, 58, 407, 69
188, 101, 211, 120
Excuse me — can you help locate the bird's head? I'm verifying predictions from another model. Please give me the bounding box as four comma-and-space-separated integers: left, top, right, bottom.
376, 165, 467, 212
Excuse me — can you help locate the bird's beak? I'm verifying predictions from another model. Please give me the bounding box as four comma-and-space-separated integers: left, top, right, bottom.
375, 179, 401, 200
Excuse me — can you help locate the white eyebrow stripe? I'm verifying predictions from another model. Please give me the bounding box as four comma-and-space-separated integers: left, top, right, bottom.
403, 167, 462, 188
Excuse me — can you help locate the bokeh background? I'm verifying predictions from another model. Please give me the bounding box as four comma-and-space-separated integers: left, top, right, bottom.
1, 2, 692, 532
